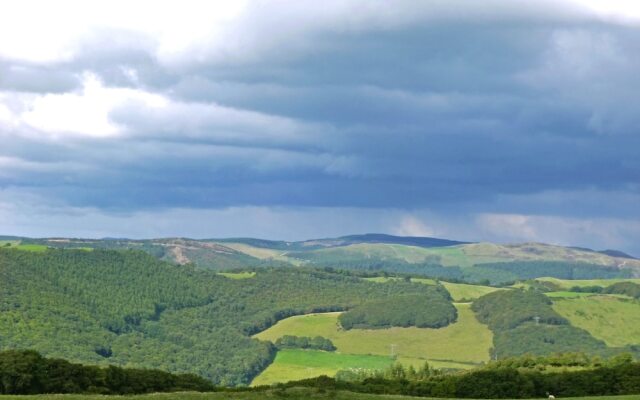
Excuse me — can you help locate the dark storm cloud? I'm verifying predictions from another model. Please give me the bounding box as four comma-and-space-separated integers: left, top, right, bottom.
0, 0, 639, 250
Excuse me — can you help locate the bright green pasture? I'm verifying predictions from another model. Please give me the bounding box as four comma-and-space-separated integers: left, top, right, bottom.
13, 244, 49, 252
217, 272, 256, 279
254, 303, 492, 368
552, 295, 640, 347
251, 349, 392, 386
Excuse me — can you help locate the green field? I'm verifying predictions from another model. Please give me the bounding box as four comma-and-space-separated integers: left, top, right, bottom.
545, 291, 598, 298
362, 276, 404, 283
251, 349, 392, 386
217, 271, 257, 279
254, 303, 492, 382
3, 392, 640, 400
538, 277, 640, 289
217, 242, 301, 265
301, 243, 440, 264
440, 281, 503, 301
552, 295, 640, 347
12, 244, 49, 252
0, 389, 414, 400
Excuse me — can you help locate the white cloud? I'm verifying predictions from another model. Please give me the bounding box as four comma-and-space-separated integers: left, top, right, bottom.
392, 215, 437, 237
570, 0, 640, 24
476, 213, 640, 251
18, 73, 166, 138
0, 0, 247, 64
3, 0, 636, 67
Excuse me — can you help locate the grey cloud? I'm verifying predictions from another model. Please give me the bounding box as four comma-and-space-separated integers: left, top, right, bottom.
0, 0, 639, 251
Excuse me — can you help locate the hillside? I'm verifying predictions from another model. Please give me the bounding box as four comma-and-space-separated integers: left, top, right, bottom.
3, 234, 640, 284
9, 235, 639, 284
0, 247, 449, 385
3, 235, 640, 387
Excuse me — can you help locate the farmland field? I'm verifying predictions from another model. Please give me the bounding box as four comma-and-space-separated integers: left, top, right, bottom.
538, 277, 640, 289
362, 276, 404, 283
545, 291, 598, 298
251, 349, 393, 386
217, 271, 257, 279
216, 242, 300, 264
440, 281, 503, 301
253, 302, 492, 384
12, 244, 49, 252
552, 295, 640, 347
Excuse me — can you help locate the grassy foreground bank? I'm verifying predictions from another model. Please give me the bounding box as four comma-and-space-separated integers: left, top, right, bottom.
2, 391, 640, 400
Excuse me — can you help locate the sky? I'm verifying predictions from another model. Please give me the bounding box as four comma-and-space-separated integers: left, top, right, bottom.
0, 0, 639, 254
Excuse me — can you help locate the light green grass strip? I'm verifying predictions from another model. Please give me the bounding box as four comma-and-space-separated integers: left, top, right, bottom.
217, 272, 256, 279
251, 349, 392, 386
552, 295, 640, 347
254, 303, 492, 366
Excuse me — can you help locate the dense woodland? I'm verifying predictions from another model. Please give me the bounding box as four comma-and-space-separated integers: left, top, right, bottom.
0, 248, 441, 385
288, 252, 631, 284
475, 261, 631, 282
471, 289, 638, 359
338, 291, 457, 329
0, 350, 214, 394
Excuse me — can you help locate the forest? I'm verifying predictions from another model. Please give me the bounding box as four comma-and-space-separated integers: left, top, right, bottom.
471, 289, 639, 359
338, 291, 457, 330
0, 350, 214, 394
275, 336, 336, 351
284, 356, 640, 398
0, 248, 443, 385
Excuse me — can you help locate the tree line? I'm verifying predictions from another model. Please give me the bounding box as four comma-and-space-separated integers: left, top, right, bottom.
279, 357, 640, 398
0, 350, 214, 395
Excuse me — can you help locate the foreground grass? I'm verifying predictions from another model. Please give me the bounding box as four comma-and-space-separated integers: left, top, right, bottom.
552, 295, 640, 347
3, 391, 640, 400
253, 303, 492, 382
251, 350, 392, 386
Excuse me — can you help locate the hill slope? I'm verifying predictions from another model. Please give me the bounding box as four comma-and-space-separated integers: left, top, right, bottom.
0, 247, 450, 385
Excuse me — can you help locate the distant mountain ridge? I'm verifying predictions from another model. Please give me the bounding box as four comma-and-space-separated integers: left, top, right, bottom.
3, 233, 639, 281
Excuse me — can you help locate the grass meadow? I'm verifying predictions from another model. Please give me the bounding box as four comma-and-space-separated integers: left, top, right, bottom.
217, 272, 257, 279
252, 303, 492, 384
251, 349, 392, 386
552, 295, 640, 347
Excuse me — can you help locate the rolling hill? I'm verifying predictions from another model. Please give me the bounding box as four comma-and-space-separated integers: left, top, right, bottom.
9, 234, 639, 284
3, 234, 640, 387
